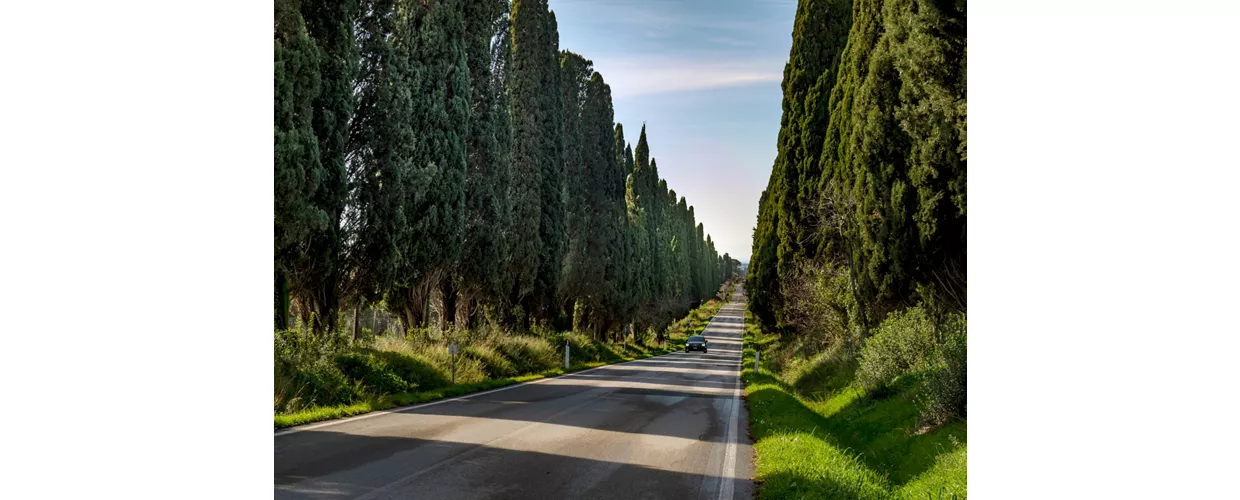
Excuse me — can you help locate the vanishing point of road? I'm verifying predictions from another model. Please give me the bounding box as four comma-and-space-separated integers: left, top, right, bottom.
275, 290, 755, 499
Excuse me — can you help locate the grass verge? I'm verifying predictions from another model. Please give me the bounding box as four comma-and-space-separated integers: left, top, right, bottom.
742, 314, 966, 499
276, 333, 689, 431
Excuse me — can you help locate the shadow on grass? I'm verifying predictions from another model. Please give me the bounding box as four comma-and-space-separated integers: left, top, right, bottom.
746, 378, 966, 491
758, 470, 889, 500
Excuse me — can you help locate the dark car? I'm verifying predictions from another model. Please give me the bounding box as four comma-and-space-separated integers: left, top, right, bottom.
685, 335, 708, 353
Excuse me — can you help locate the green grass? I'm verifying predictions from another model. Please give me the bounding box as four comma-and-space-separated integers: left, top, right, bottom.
742, 315, 967, 499
275, 334, 688, 430
274, 295, 731, 430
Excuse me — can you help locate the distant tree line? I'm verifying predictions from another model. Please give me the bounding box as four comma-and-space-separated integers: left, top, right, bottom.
275, 0, 742, 339
747, 0, 966, 335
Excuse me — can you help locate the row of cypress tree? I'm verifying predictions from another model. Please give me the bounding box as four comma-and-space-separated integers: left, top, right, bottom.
747, 0, 966, 334
275, 0, 742, 339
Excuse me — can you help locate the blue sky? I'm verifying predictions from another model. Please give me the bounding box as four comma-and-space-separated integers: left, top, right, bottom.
550, 0, 797, 262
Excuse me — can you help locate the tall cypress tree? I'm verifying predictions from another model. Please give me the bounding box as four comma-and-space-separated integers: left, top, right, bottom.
295, 0, 359, 333
385, 0, 471, 330
505, 0, 542, 323
749, 0, 854, 332
561, 64, 624, 336
558, 50, 595, 320
508, 0, 564, 325
346, 0, 415, 325
274, 0, 323, 330
749, 0, 966, 335
453, 0, 512, 325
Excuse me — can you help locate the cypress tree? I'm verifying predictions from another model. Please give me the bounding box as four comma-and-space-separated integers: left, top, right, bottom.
295, 0, 359, 333
453, 0, 512, 325
747, 183, 782, 331
748, 0, 966, 335
506, 0, 565, 326
561, 67, 623, 336
558, 50, 596, 323
274, 0, 323, 330
386, 0, 470, 330
346, 0, 416, 325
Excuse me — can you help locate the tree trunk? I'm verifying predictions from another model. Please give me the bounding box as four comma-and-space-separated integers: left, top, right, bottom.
352, 305, 360, 341
442, 281, 459, 330
275, 269, 290, 330
844, 236, 870, 338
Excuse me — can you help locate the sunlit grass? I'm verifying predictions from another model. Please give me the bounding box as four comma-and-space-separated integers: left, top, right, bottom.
275, 327, 694, 429
742, 309, 967, 499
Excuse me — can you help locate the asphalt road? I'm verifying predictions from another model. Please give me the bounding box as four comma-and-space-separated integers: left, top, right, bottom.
274, 293, 753, 500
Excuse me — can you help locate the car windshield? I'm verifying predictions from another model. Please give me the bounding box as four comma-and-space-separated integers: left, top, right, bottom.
688, 336, 705, 342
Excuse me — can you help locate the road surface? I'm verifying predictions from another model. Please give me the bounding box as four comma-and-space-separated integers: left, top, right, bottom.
275, 292, 753, 499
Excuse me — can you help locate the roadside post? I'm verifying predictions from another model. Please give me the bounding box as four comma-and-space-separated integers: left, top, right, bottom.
754, 350, 760, 373
564, 339, 571, 369
449, 343, 458, 384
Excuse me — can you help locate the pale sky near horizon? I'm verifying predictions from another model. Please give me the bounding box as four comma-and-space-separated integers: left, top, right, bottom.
550, 0, 797, 263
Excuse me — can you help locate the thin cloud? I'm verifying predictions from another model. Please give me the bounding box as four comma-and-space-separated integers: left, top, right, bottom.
598, 57, 783, 99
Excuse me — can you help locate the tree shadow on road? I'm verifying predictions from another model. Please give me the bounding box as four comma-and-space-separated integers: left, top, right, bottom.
276, 430, 752, 500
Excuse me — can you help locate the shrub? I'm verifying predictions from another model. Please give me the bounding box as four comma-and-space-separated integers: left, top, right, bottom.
274, 326, 350, 367
920, 315, 967, 422
856, 307, 937, 389
274, 360, 358, 412
495, 335, 559, 374
274, 326, 357, 412
334, 352, 409, 395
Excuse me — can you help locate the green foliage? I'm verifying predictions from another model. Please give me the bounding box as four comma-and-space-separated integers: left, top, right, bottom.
274, 326, 356, 412
920, 316, 967, 422
276, 0, 729, 353
742, 302, 966, 499
335, 351, 410, 395
454, 0, 513, 311
495, 335, 560, 374
366, 348, 450, 390
554, 331, 600, 362
276, 298, 707, 429
286, 0, 358, 332
785, 344, 859, 400
856, 307, 938, 390
462, 344, 518, 378
276, 362, 359, 412
748, 0, 966, 339
507, 0, 567, 322
274, 0, 325, 330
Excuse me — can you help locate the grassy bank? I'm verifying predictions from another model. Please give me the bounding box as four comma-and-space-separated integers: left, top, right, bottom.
275, 292, 730, 430
742, 310, 967, 499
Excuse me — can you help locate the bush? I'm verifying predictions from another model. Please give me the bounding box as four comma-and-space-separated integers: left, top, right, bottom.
275, 360, 359, 412
856, 307, 937, 389
274, 326, 350, 366
334, 352, 409, 395
274, 327, 357, 412
920, 315, 967, 422
495, 335, 559, 374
